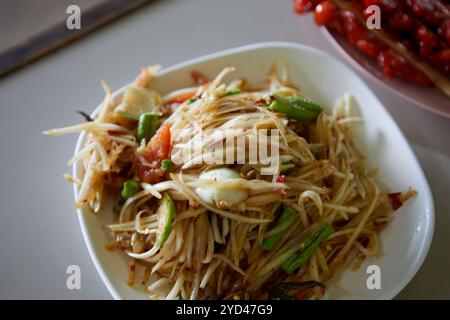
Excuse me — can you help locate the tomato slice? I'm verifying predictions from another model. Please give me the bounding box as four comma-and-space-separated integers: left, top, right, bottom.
314, 1, 336, 26
136, 123, 171, 184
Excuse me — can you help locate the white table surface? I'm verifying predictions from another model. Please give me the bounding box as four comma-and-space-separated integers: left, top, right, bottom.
0, 0, 449, 299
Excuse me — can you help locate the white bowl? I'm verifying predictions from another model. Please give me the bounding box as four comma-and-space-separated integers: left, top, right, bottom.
73, 42, 434, 300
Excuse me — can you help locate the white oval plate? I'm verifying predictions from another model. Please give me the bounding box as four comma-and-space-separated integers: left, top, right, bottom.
73, 42, 434, 300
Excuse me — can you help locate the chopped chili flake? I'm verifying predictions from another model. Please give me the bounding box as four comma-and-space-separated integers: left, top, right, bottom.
255, 98, 267, 106
295, 289, 308, 300
388, 192, 403, 211
190, 70, 208, 85
267, 94, 275, 103
107, 130, 121, 136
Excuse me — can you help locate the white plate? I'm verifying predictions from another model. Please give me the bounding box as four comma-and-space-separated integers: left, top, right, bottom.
73, 42, 434, 300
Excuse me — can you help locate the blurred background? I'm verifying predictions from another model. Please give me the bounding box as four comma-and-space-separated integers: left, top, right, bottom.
0, 0, 105, 51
